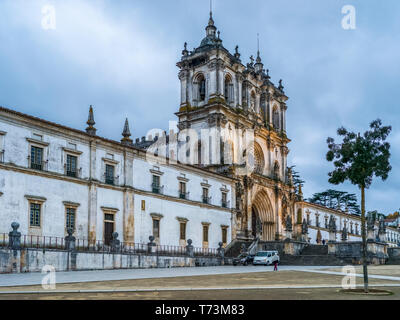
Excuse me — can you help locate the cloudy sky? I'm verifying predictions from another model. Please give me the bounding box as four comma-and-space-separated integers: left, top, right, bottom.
0, 0, 399, 214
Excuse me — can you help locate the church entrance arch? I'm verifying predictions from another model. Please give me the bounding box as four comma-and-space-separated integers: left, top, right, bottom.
251, 190, 275, 241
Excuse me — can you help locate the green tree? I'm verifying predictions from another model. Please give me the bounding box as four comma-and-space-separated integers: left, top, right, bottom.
326, 119, 392, 293
288, 165, 305, 194
308, 189, 360, 215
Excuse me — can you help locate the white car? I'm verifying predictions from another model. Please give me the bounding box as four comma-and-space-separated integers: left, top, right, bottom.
252, 250, 280, 266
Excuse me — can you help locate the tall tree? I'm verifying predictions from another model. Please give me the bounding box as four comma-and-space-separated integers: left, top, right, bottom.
288, 165, 305, 194
308, 189, 360, 215
326, 119, 392, 293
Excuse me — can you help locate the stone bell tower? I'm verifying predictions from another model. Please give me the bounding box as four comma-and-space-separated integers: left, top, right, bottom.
175, 10, 296, 242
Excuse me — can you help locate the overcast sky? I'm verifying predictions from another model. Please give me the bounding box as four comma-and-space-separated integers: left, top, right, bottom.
0, 0, 399, 214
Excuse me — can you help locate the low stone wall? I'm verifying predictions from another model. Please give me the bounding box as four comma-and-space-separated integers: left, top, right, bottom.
388, 247, 400, 265
0, 248, 211, 274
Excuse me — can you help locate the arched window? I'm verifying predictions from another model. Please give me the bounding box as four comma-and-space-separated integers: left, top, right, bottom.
224, 75, 233, 103
241, 82, 247, 105
248, 143, 264, 175
194, 74, 206, 102
199, 76, 206, 101
273, 106, 280, 130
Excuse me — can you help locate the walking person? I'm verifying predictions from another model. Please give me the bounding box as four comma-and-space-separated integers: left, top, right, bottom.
273, 260, 278, 271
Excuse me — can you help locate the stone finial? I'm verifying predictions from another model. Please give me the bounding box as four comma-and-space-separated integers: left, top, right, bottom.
249, 55, 254, 65
121, 118, 133, 146
86, 105, 97, 135
9, 222, 21, 250
266, 69, 271, 80
297, 184, 303, 201
65, 228, 76, 251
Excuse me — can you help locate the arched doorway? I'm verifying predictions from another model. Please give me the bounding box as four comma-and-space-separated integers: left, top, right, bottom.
251, 190, 275, 241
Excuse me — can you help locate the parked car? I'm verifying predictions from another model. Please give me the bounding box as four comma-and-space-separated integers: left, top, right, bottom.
233, 253, 255, 266
252, 250, 280, 266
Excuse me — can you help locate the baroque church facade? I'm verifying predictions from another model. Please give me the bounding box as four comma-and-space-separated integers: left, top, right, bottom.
0, 12, 399, 249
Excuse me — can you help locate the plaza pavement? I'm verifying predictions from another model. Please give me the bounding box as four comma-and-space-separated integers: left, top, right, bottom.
1, 265, 400, 299
0, 265, 343, 287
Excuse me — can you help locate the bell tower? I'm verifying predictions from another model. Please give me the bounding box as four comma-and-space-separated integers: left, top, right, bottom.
175, 10, 296, 242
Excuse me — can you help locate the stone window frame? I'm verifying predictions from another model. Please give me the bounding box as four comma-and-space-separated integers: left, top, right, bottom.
26, 137, 49, 171
25, 195, 47, 230
176, 217, 188, 242
315, 212, 320, 227
150, 213, 164, 242
102, 157, 119, 185
221, 224, 229, 245
63, 201, 80, 234
63, 147, 82, 178
0, 131, 6, 163
202, 222, 211, 247
101, 207, 119, 242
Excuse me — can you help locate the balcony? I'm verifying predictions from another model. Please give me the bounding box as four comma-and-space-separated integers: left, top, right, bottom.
28, 156, 48, 171
202, 196, 212, 204
221, 200, 230, 208
152, 183, 164, 195
64, 164, 82, 178
103, 173, 119, 186
179, 192, 190, 200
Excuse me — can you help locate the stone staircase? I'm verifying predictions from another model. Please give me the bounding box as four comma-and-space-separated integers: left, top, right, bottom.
224, 239, 253, 258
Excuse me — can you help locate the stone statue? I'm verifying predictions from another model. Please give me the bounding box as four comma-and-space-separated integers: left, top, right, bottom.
341, 226, 348, 241
367, 213, 375, 231
378, 216, 386, 234
285, 214, 293, 233
9, 222, 21, 251
287, 167, 293, 186
328, 215, 337, 233
301, 218, 308, 235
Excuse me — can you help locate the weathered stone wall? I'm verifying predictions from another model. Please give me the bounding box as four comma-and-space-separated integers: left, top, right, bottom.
0, 248, 209, 274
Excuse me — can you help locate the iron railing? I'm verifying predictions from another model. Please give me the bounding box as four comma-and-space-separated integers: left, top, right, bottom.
27, 156, 48, 171
152, 183, 164, 195
202, 196, 212, 204
64, 164, 82, 178
179, 191, 190, 200
0, 233, 220, 257
221, 200, 230, 208
0, 150, 4, 163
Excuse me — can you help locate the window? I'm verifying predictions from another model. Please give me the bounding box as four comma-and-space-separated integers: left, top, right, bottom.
179, 182, 187, 199
30, 203, 41, 227
325, 216, 329, 229
202, 187, 209, 204
66, 207, 76, 231
104, 213, 115, 245
203, 225, 209, 243
30, 146, 43, 170
153, 219, 160, 239
222, 227, 228, 244
152, 175, 161, 194
273, 107, 280, 130
199, 77, 206, 101
315, 214, 320, 227
180, 222, 186, 241
105, 164, 115, 185
66, 154, 78, 177
221, 192, 228, 208
224, 75, 233, 103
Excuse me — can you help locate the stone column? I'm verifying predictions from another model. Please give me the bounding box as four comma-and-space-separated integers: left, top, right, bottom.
123, 190, 135, 243
88, 183, 98, 245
